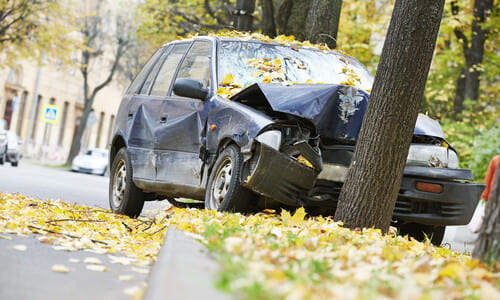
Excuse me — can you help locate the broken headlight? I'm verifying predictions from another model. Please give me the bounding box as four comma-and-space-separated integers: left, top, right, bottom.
406, 144, 459, 169
255, 130, 282, 151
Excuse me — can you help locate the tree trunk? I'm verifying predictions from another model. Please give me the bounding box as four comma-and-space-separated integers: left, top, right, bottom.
278, 0, 342, 48
473, 161, 500, 267
234, 0, 256, 31
305, 0, 342, 49
277, 0, 312, 41
452, 0, 493, 118
260, 0, 277, 38
334, 0, 445, 232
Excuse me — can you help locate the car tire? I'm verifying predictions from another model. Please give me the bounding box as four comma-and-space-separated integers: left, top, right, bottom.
398, 223, 445, 246
11, 161, 18, 167
0, 153, 4, 165
205, 144, 256, 212
109, 148, 145, 217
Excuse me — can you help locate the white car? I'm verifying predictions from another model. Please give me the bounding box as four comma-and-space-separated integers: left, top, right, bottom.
72, 148, 109, 176
0, 131, 22, 167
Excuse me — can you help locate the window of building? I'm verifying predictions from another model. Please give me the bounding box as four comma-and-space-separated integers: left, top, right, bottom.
16, 91, 28, 136
58, 101, 69, 146
30, 95, 42, 140
96, 111, 105, 148
107, 114, 115, 148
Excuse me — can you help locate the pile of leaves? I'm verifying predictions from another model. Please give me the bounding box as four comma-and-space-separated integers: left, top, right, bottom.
1, 192, 499, 299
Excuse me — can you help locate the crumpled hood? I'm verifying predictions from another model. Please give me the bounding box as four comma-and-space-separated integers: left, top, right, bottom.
232, 83, 446, 141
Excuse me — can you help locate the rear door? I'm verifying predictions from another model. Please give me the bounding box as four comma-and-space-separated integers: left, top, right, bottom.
127, 44, 190, 180
155, 40, 213, 188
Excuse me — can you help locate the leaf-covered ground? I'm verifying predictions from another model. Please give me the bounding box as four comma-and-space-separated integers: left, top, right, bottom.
1, 192, 499, 299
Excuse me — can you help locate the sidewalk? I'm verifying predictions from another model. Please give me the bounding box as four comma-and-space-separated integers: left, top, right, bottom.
144, 227, 232, 300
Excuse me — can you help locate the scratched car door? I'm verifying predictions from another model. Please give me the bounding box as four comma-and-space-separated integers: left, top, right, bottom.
155, 40, 213, 187
125, 46, 167, 181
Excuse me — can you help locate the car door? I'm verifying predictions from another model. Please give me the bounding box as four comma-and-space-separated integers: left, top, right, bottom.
127, 44, 190, 180
155, 40, 214, 188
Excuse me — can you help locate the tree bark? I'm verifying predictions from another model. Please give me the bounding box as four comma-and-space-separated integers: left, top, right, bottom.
305, 0, 342, 49
260, 0, 276, 38
334, 0, 445, 232
452, 0, 494, 118
234, 0, 256, 31
277, 0, 312, 41
473, 161, 500, 267
278, 0, 342, 48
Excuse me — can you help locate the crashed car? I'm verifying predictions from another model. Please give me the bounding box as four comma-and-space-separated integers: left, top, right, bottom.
109, 35, 484, 244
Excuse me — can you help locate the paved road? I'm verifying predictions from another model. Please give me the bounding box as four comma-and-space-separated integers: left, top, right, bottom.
0, 161, 169, 300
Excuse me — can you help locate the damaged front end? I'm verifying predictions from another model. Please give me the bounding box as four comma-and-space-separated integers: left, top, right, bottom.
241, 120, 323, 206
232, 82, 484, 226
233, 82, 368, 207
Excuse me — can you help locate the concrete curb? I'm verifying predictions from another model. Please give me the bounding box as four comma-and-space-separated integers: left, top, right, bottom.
144, 227, 232, 300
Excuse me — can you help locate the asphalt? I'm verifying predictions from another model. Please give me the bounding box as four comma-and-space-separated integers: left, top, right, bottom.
144, 227, 232, 300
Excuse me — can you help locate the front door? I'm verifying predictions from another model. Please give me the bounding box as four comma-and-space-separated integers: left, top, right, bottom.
155, 40, 213, 188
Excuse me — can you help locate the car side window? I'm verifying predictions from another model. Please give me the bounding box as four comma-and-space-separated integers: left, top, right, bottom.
126, 48, 163, 95
173, 41, 211, 96
139, 45, 172, 95
150, 43, 190, 97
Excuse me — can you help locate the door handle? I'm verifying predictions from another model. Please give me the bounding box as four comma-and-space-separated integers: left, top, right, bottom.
128, 110, 133, 118
160, 114, 168, 123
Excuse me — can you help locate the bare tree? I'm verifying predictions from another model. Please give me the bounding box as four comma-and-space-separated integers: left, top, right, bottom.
66, 3, 133, 165
334, 0, 446, 231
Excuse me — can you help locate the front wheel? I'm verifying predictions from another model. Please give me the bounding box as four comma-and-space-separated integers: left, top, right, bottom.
205, 145, 255, 212
109, 148, 146, 217
398, 223, 445, 246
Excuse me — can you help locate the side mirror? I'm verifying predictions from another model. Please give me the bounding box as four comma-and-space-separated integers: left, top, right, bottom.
173, 78, 209, 100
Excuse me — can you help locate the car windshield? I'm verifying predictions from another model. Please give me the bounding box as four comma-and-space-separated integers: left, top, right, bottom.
86, 150, 107, 158
218, 41, 374, 92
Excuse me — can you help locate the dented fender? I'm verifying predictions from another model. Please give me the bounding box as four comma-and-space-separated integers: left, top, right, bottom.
206, 95, 274, 157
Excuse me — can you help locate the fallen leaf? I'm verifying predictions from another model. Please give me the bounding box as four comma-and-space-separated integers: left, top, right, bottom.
52, 265, 69, 273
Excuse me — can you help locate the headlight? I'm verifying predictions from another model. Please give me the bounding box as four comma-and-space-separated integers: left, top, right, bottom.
447, 149, 459, 169
407, 144, 455, 168
255, 130, 282, 151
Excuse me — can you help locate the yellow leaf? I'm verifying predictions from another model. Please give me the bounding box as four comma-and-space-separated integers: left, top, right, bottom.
221, 73, 234, 85
52, 264, 69, 273
438, 262, 463, 280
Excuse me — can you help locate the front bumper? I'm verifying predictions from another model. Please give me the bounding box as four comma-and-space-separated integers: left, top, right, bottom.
242, 143, 319, 206
72, 165, 106, 175
242, 145, 484, 226
394, 166, 485, 226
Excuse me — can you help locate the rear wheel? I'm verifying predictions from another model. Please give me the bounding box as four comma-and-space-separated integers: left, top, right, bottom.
109, 148, 145, 217
11, 161, 18, 167
205, 145, 255, 212
398, 223, 445, 246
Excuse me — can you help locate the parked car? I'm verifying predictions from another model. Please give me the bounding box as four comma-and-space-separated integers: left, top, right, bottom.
0, 130, 7, 165
72, 148, 108, 176
0, 131, 22, 167
108, 35, 484, 244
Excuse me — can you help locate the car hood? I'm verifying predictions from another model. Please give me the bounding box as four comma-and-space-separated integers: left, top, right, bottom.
232, 83, 446, 141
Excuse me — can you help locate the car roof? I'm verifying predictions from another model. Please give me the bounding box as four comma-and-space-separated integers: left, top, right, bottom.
162, 35, 351, 58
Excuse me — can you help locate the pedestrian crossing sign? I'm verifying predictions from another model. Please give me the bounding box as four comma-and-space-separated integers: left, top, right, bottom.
41, 104, 60, 124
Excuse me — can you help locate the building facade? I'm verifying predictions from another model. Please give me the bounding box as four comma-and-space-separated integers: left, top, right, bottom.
0, 58, 126, 163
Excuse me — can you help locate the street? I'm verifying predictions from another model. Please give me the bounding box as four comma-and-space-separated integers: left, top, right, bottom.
0, 161, 479, 299
0, 161, 169, 300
